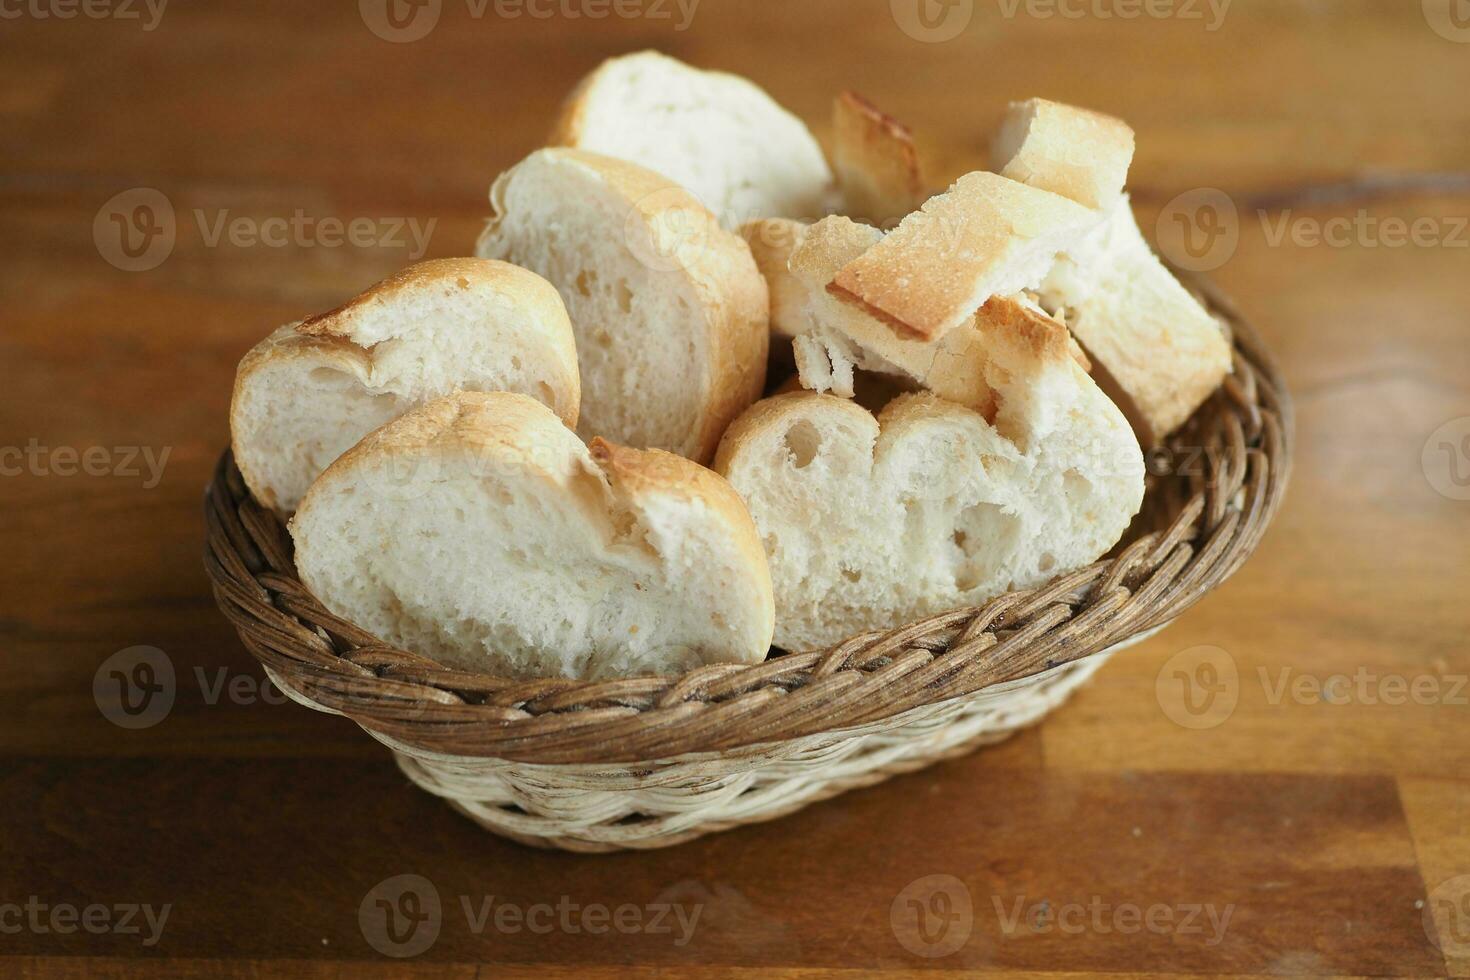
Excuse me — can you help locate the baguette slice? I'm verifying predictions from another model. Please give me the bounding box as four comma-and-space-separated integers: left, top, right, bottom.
1039, 197, 1233, 443
230, 258, 579, 514
991, 98, 1135, 210
551, 50, 834, 228
716, 301, 1143, 652
828, 171, 1100, 341
477, 148, 769, 464
291, 392, 775, 679
831, 90, 927, 228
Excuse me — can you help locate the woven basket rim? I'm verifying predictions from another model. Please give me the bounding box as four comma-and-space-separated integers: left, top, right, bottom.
204, 272, 1292, 765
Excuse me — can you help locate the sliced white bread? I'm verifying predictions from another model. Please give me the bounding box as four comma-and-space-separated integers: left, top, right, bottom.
476, 148, 769, 464
831, 90, 927, 228
291, 391, 775, 679
230, 258, 580, 514
715, 299, 1144, 652
828, 171, 1101, 341
550, 50, 834, 228
991, 98, 1135, 210
1039, 197, 1233, 443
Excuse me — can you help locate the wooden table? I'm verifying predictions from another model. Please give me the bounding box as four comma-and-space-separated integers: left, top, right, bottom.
3, 1, 1468, 976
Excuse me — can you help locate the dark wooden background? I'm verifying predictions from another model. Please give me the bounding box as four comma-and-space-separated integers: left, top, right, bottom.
3, 1, 1469, 976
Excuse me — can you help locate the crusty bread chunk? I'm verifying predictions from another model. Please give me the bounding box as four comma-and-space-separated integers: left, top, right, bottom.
230, 258, 579, 514
831, 90, 927, 228
291, 392, 775, 679
991, 98, 1135, 210
740, 218, 809, 340
776, 216, 996, 414
715, 301, 1144, 652
477, 148, 769, 464
828, 171, 1100, 341
1040, 197, 1233, 444
551, 50, 834, 228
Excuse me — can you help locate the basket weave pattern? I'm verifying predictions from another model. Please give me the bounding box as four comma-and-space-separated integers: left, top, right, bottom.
204, 277, 1291, 851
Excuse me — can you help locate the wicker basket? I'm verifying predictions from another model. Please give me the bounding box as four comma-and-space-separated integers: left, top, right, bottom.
204, 274, 1291, 852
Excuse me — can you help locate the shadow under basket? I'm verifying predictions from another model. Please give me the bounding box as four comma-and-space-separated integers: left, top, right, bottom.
204, 275, 1292, 852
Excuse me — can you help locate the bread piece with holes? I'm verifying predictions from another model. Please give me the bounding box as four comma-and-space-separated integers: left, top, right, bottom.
230, 258, 580, 514
715, 300, 1143, 652
477, 148, 769, 463
828, 171, 1101, 341
831, 90, 927, 228
551, 50, 834, 227
291, 391, 775, 679
990, 98, 1135, 210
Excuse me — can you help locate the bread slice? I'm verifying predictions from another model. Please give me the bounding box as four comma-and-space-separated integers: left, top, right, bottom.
230, 258, 579, 514
476, 148, 769, 464
991, 98, 1135, 210
1039, 197, 1233, 443
828, 171, 1101, 341
831, 90, 927, 228
291, 391, 775, 679
716, 300, 1143, 652
550, 50, 834, 228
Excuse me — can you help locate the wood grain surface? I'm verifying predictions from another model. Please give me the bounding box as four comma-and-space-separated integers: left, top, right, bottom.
2, 0, 1468, 976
